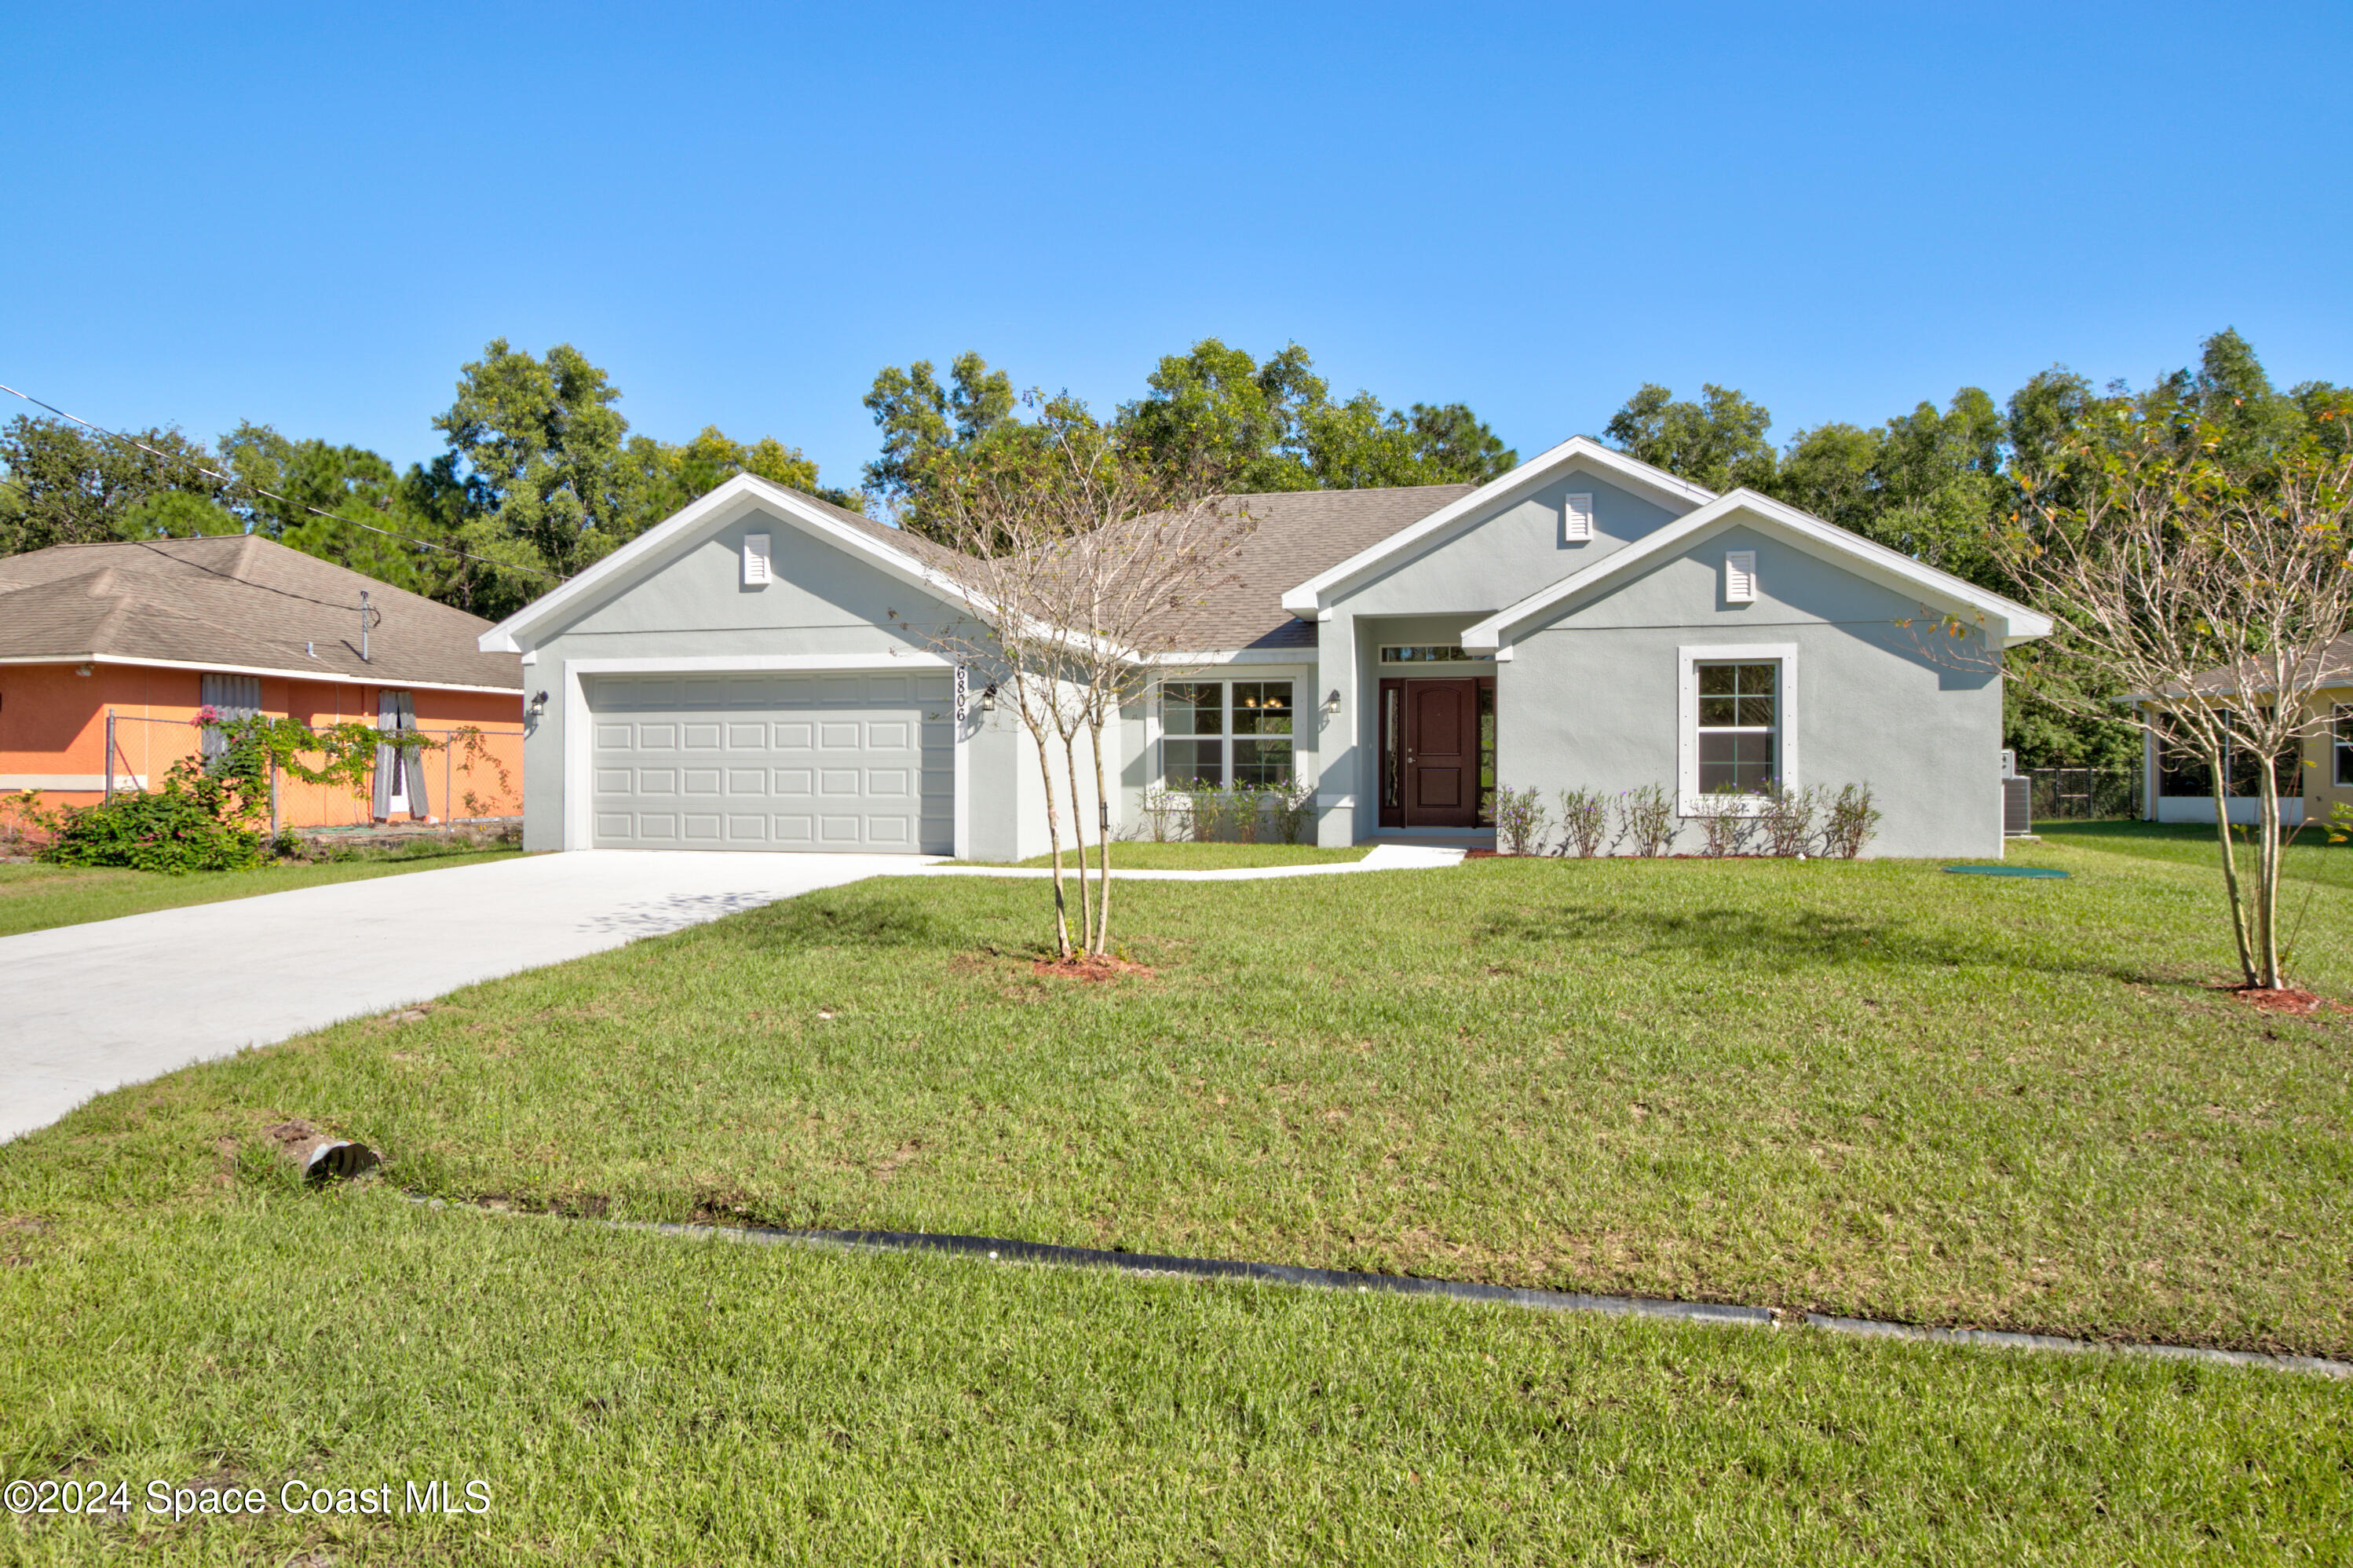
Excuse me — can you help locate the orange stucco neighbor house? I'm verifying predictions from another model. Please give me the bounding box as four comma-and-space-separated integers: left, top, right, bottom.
0, 535, 526, 829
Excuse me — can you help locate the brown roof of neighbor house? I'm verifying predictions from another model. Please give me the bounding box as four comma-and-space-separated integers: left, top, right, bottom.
0, 534, 524, 690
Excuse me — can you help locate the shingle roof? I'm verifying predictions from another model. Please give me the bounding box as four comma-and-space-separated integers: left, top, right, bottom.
1105, 484, 1476, 651
769, 484, 1472, 653
0, 534, 524, 690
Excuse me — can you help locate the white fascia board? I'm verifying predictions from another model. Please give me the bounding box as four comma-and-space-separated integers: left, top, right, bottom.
1144, 648, 1318, 667
0, 652, 521, 696
1277, 436, 1716, 617
1461, 489, 2055, 652
478, 475, 975, 653
560, 651, 954, 674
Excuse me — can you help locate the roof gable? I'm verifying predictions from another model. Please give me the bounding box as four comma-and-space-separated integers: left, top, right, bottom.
1277, 436, 1714, 618
479, 476, 968, 652
1460, 488, 2055, 652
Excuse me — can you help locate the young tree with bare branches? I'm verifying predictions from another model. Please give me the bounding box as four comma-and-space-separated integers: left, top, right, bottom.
1993, 402, 2353, 992
905, 393, 1255, 960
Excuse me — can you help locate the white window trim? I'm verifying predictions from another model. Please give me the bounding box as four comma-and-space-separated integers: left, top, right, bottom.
1156, 678, 1299, 790
2335, 704, 2353, 788
1677, 643, 1797, 816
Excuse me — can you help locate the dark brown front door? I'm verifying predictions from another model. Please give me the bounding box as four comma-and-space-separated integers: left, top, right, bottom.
1403, 678, 1478, 828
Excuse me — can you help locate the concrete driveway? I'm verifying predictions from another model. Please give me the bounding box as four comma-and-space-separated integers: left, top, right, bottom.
0, 851, 926, 1145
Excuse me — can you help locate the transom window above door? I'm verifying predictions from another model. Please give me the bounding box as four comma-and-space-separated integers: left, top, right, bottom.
1696, 661, 1778, 794
1378, 645, 1493, 663
1161, 681, 1294, 787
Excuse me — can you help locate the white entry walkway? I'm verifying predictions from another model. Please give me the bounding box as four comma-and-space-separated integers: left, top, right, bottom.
921, 842, 1467, 881
0, 851, 926, 1145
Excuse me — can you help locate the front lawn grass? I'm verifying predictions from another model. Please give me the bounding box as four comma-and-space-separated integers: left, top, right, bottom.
2037, 817, 2353, 890
10, 835, 2348, 1359
959, 842, 1370, 870
1, 1189, 2344, 1564
0, 850, 523, 940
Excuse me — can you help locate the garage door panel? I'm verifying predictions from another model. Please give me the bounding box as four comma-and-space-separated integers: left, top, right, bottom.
589, 671, 950, 853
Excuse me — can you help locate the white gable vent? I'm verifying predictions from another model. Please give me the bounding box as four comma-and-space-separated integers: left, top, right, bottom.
742, 532, 773, 586
1724, 550, 1757, 604
1562, 492, 1595, 543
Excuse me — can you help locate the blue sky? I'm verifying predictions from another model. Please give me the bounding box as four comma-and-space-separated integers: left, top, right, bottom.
5, 2, 2347, 491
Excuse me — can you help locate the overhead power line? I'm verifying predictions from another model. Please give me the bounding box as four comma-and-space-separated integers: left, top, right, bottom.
0, 382, 551, 579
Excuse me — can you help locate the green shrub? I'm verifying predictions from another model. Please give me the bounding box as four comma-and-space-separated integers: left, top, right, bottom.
1490, 785, 1551, 855
1267, 780, 1317, 845
40, 759, 267, 874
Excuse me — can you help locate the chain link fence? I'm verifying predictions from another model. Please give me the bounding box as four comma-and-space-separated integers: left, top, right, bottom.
99, 711, 524, 831
2026, 766, 2142, 821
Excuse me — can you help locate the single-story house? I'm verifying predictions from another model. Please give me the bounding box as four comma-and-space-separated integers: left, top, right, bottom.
480, 435, 2050, 859
0, 535, 526, 828
2133, 634, 2353, 827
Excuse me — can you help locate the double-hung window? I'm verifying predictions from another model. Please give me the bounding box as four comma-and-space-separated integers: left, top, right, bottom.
1696, 663, 1778, 794
2337, 705, 2353, 788
1678, 644, 1796, 813
1161, 681, 1294, 787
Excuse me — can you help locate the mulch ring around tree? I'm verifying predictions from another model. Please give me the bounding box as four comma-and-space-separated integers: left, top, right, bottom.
2218, 984, 2350, 1017
1031, 954, 1156, 983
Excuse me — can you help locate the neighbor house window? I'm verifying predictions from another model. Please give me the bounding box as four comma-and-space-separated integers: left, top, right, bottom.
199, 673, 262, 761
1378, 645, 1492, 663
1161, 681, 1293, 787
2338, 706, 2352, 788
1696, 662, 1778, 794
1678, 644, 1796, 814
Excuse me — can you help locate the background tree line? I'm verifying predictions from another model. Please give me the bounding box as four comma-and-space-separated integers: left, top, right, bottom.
0, 336, 1514, 626
1602, 330, 2351, 768
3, 327, 2339, 765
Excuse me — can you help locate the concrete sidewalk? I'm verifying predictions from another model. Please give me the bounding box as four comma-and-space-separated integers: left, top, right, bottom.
0, 851, 926, 1145
920, 843, 1467, 881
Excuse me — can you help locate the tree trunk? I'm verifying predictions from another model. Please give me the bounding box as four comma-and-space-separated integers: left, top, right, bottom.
2254, 762, 2283, 989
1059, 729, 1093, 956
1087, 719, 1113, 956
2206, 744, 2257, 988
1029, 711, 1073, 959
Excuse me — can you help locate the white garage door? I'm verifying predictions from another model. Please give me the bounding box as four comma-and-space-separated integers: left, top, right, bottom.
588, 671, 953, 853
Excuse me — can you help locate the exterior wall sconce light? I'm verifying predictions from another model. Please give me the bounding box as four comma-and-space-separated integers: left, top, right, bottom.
1322, 689, 1342, 715
528, 690, 549, 717
981, 683, 999, 713
75, 663, 94, 677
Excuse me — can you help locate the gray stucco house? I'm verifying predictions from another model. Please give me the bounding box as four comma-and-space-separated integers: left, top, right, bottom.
479, 436, 2051, 859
